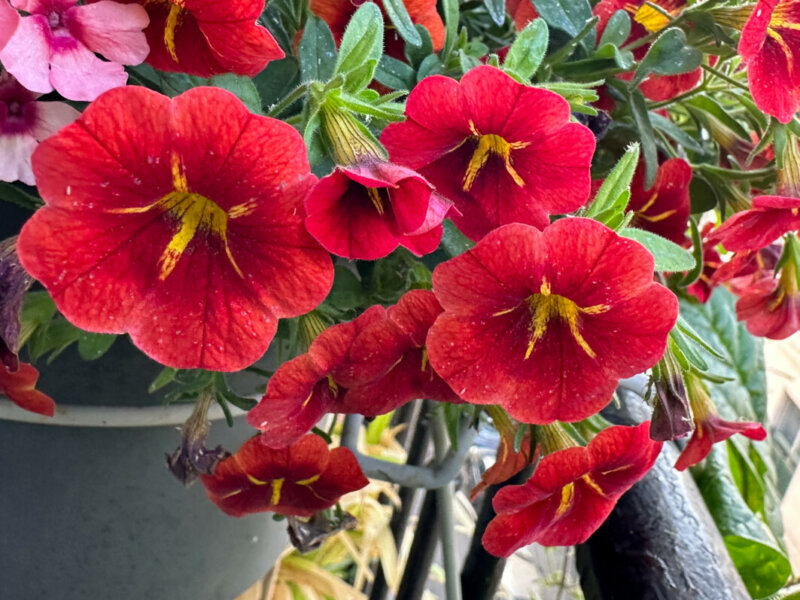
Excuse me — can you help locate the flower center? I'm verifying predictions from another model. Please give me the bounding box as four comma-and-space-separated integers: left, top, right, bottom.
626, 3, 672, 32
462, 121, 529, 192
163, 0, 186, 62
107, 152, 256, 280
6, 101, 21, 117
367, 187, 386, 215
524, 278, 609, 360
633, 191, 677, 224
47, 11, 62, 28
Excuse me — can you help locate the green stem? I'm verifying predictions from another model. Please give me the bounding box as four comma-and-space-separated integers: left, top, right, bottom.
701, 64, 750, 92
694, 164, 775, 180
648, 83, 707, 110
267, 83, 308, 118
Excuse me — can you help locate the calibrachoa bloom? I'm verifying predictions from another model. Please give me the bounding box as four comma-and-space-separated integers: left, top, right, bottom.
0, 0, 149, 101
427, 219, 678, 424
482, 422, 662, 555
0, 72, 79, 185
0, 361, 55, 416
247, 306, 387, 448
341, 289, 462, 413
310, 0, 445, 56
675, 373, 767, 470
507, 0, 538, 31
201, 434, 368, 517
739, 0, 800, 123
736, 268, 800, 339
124, 0, 283, 77
304, 160, 451, 260
17, 86, 333, 371
627, 158, 692, 244
381, 65, 596, 241
711, 196, 800, 252
0, 236, 33, 370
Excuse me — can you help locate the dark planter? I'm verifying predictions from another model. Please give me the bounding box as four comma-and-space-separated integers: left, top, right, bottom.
0, 340, 287, 600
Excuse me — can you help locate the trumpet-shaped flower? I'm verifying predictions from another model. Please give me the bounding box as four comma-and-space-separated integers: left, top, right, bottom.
482, 422, 662, 555
0, 361, 55, 416
0, 0, 149, 101
627, 158, 692, 244
201, 434, 368, 517
426, 219, 678, 424
17, 86, 333, 371
382, 66, 595, 241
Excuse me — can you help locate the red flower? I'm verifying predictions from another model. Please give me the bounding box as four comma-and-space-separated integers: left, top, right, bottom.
739, 0, 800, 123
201, 434, 368, 517
123, 0, 283, 77
675, 415, 767, 470
426, 219, 678, 424
310, 0, 445, 56
247, 306, 387, 448
482, 422, 662, 555
381, 66, 596, 241
627, 158, 692, 244
304, 160, 451, 260
674, 374, 767, 470
686, 244, 723, 304
507, 0, 539, 31
736, 273, 800, 339
0, 362, 55, 416
340, 289, 462, 413
17, 86, 333, 372
710, 195, 800, 252
594, 0, 700, 102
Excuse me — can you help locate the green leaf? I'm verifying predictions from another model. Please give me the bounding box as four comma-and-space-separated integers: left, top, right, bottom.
383, 0, 422, 45
77, 332, 116, 361
375, 54, 417, 90
688, 174, 719, 213
149, 367, 179, 393
405, 24, 434, 67
208, 74, 262, 114
334, 2, 383, 90
443, 403, 461, 451
630, 28, 702, 88
0, 182, 43, 210
441, 220, 474, 257
628, 89, 659, 187
649, 111, 706, 155
693, 445, 791, 598
532, 0, 595, 53
686, 95, 751, 141
597, 10, 630, 49
484, 0, 506, 26
586, 142, 639, 221
504, 18, 549, 80
253, 57, 300, 108
327, 265, 367, 310
298, 16, 338, 83
618, 228, 696, 271
366, 412, 394, 444
442, 0, 459, 58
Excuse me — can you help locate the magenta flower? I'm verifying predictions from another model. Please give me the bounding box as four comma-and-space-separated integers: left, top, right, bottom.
0, 0, 20, 50
0, 0, 149, 101
0, 71, 78, 184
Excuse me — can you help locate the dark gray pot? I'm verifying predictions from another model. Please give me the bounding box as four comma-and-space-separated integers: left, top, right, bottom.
0, 341, 288, 600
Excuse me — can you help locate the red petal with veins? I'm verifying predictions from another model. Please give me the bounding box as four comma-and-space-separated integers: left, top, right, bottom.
18, 86, 332, 371
674, 415, 766, 471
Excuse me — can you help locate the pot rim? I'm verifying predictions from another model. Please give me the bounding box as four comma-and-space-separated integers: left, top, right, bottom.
0, 396, 245, 427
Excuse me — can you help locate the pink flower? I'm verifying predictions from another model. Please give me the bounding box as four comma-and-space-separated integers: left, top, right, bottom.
0, 0, 20, 50
0, 0, 149, 101
0, 71, 78, 184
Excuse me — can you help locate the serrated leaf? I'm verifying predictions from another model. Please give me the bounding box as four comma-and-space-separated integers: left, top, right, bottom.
298, 16, 338, 83
618, 228, 696, 271
504, 18, 549, 80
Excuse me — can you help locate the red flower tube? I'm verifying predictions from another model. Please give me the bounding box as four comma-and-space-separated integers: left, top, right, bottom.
382, 66, 596, 241
0, 362, 55, 416
122, 0, 283, 77
711, 196, 800, 252
482, 422, 662, 555
202, 434, 368, 517
17, 86, 333, 372
426, 218, 678, 424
